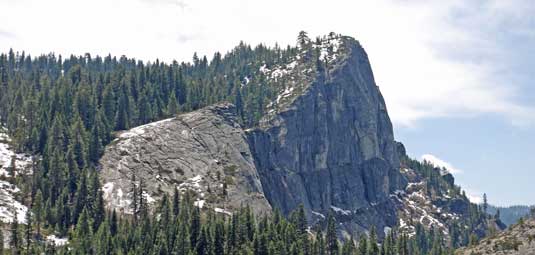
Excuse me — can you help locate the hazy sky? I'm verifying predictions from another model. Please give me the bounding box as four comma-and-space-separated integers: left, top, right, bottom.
1, 0, 534, 206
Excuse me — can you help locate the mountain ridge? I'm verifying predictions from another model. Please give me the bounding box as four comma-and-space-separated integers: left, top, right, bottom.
0, 32, 505, 253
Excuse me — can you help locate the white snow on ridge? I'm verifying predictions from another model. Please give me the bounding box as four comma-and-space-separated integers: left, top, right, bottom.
275, 86, 294, 104
315, 35, 343, 64
330, 205, 351, 215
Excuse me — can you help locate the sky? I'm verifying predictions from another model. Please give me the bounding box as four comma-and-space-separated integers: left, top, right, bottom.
1, 0, 533, 206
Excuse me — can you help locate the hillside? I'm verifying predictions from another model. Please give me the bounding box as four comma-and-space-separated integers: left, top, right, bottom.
0, 32, 501, 253
391, 143, 506, 250
488, 205, 535, 226
457, 218, 535, 255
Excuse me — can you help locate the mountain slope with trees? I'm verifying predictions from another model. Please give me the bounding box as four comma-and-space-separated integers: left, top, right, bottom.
0, 32, 503, 254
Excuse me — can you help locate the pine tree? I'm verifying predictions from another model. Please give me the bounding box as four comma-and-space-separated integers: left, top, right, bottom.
73, 169, 88, 223
93, 219, 112, 255
167, 93, 179, 116
483, 193, 488, 214
358, 233, 367, 255
88, 123, 101, 163
0, 225, 3, 255
297, 31, 310, 48
172, 188, 180, 217
316, 229, 326, 255
32, 189, 43, 237
175, 219, 191, 255
69, 116, 87, 169
367, 226, 379, 255
93, 190, 105, 231
214, 220, 226, 255
326, 212, 338, 255
10, 207, 20, 255
25, 208, 32, 251
74, 207, 92, 254
110, 209, 118, 236
190, 206, 201, 249
195, 226, 209, 255
115, 85, 130, 130
8, 155, 16, 180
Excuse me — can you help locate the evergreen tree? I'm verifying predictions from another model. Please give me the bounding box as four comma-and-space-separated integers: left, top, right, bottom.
73, 207, 92, 254
33, 189, 43, 237
88, 123, 101, 163
190, 206, 201, 249
214, 220, 226, 255
172, 188, 180, 217
167, 93, 179, 116
10, 207, 20, 255
326, 212, 339, 255
367, 226, 379, 255
358, 233, 368, 255
483, 193, 488, 214
25, 208, 32, 251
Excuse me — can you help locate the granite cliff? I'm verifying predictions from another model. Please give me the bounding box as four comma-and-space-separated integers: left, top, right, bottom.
247, 36, 406, 238
98, 34, 495, 241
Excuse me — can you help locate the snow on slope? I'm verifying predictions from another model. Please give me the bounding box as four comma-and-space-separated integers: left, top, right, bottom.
0, 127, 31, 224
262, 34, 347, 115
393, 168, 461, 237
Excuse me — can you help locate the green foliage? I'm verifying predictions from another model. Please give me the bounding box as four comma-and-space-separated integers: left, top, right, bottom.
0, 35, 487, 254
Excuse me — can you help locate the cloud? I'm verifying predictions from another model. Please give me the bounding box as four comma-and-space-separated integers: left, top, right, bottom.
421, 154, 462, 175
0, 29, 15, 39
0, 0, 533, 127
466, 192, 483, 204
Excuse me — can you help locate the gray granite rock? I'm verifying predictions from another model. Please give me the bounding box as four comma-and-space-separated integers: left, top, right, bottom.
247, 38, 406, 238
99, 36, 407, 239
99, 103, 272, 216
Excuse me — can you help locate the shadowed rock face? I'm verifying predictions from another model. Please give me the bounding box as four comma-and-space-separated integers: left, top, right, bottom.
99, 103, 271, 216
247, 39, 406, 238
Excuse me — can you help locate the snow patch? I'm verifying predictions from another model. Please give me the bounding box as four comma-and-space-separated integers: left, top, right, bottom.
194, 199, 205, 208
214, 207, 232, 216
47, 235, 69, 246
0, 131, 30, 224
311, 211, 326, 219
330, 205, 351, 215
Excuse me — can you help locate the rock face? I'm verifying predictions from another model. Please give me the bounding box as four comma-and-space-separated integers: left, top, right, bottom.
99, 103, 272, 216
99, 35, 407, 239
248, 38, 406, 238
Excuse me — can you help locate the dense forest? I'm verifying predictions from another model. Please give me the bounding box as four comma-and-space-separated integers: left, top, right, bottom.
0, 33, 495, 254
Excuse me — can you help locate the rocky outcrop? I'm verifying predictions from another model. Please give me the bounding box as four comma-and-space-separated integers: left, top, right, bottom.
456, 219, 535, 255
99, 35, 408, 239
99, 103, 272, 216
247, 37, 406, 238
